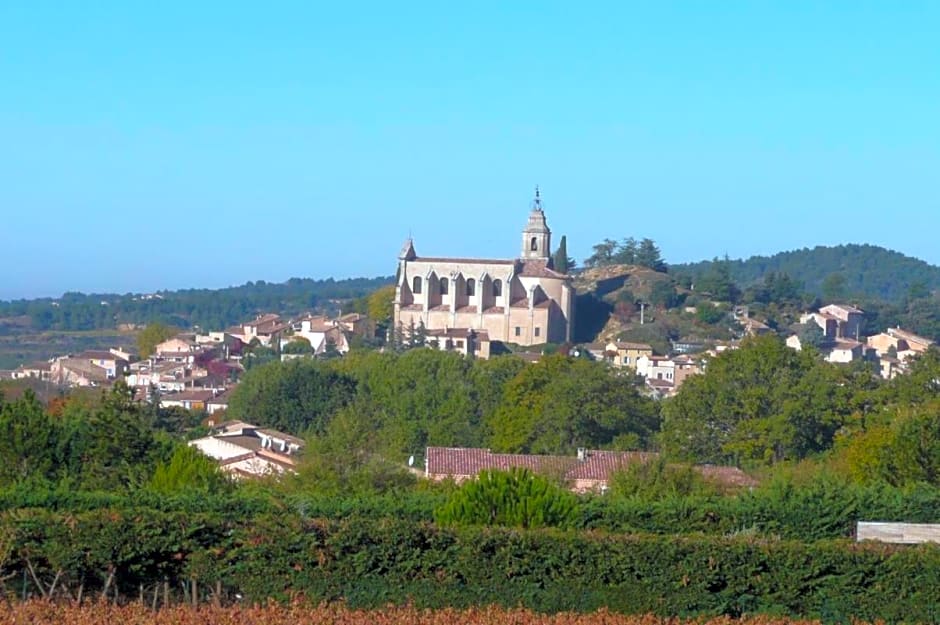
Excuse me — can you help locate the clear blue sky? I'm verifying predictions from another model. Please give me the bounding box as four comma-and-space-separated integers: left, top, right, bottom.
2, 2, 938, 299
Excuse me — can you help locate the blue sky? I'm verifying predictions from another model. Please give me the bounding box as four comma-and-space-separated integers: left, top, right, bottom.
1, 2, 938, 299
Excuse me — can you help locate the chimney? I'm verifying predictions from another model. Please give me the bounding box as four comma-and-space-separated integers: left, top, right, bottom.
577, 448, 587, 462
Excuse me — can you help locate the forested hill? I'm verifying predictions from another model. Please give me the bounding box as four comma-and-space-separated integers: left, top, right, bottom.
0, 276, 394, 333
671, 244, 940, 302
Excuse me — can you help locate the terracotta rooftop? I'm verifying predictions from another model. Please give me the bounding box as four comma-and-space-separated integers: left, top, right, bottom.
519, 259, 567, 279
426, 447, 756, 489
888, 327, 933, 346
162, 389, 215, 402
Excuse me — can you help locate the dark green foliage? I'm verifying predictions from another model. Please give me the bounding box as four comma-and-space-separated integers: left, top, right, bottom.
585, 236, 667, 271
486, 354, 659, 454
435, 468, 578, 529
694, 256, 740, 303
0, 509, 938, 622
674, 244, 940, 302
147, 444, 232, 495
551, 235, 573, 274
226, 358, 356, 435
0, 384, 164, 490
795, 322, 827, 348
607, 457, 716, 500
695, 304, 726, 324
0, 276, 393, 332
660, 335, 860, 465
282, 337, 314, 354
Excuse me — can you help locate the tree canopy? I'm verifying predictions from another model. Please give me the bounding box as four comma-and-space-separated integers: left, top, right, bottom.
226, 359, 356, 435
486, 353, 659, 454
659, 335, 861, 465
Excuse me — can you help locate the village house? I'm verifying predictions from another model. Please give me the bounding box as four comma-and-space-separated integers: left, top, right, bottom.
71, 350, 129, 378
801, 304, 864, 341
159, 389, 216, 411
285, 315, 352, 356
425, 327, 491, 359
225, 313, 290, 347
866, 327, 934, 379
206, 387, 236, 415
189, 421, 304, 478
393, 189, 575, 352
335, 312, 369, 336
424, 447, 757, 494
50, 358, 111, 387
11, 361, 52, 381
154, 336, 198, 356
867, 327, 933, 359
604, 341, 654, 370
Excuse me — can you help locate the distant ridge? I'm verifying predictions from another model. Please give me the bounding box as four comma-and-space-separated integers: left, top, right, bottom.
671, 244, 940, 301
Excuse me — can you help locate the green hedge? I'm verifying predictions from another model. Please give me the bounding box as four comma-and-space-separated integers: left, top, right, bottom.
2, 509, 939, 623
2, 479, 937, 541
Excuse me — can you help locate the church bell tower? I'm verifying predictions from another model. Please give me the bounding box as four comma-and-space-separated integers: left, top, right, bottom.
521, 186, 552, 260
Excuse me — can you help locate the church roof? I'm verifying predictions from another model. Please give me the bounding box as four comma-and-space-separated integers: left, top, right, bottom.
519, 259, 567, 279
399, 238, 417, 261
412, 256, 515, 266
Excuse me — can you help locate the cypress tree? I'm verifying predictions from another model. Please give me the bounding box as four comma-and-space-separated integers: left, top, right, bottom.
553, 235, 570, 273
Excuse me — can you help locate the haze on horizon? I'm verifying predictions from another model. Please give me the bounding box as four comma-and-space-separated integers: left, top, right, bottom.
1, 3, 938, 300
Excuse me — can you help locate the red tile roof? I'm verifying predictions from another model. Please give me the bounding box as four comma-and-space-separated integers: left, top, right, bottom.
426, 447, 756, 490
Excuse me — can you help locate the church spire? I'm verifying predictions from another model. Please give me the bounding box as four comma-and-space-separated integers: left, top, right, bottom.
521, 186, 551, 260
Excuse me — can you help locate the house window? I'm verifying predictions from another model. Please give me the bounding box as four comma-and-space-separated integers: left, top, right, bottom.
530, 236, 538, 251
623, 356, 630, 364
440, 278, 449, 295
493, 279, 502, 297
534, 327, 540, 337
515, 326, 521, 337
412, 276, 422, 294
466, 278, 475, 297
456, 340, 464, 348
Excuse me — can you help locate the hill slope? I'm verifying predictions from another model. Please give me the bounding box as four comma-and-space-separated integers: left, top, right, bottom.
671, 244, 940, 301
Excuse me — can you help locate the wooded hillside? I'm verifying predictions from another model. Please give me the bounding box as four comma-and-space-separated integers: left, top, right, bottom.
672, 244, 940, 301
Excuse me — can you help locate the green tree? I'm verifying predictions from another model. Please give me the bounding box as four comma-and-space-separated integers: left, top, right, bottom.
796, 322, 827, 349
486, 354, 659, 454
584, 238, 618, 268
282, 337, 314, 354
552, 235, 574, 274
434, 467, 577, 529
613, 237, 638, 265
293, 403, 416, 495
148, 444, 230, 494
821, 272, 847, 301
696, 256, 740, 303
660, 335, 854, 465
635, 238, 667, 272
136, 323, 176, 358
367, 285, 396, 329
0, 389, 58, 483
608, 456, 716, 501
648, 279, 681, 309
226, 359, 356, 434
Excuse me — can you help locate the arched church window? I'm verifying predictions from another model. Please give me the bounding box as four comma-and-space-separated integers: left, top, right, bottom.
440, 278, 449, 295
412, 276, 422, 294
530, 237, 538, 251
492, 279, 502, 297
466, 279, 475, 297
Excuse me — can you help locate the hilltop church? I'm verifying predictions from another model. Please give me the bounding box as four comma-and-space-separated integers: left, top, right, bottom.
393, 189, 575, 354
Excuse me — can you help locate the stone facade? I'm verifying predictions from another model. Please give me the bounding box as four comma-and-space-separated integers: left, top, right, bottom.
393, 190, 574, 349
